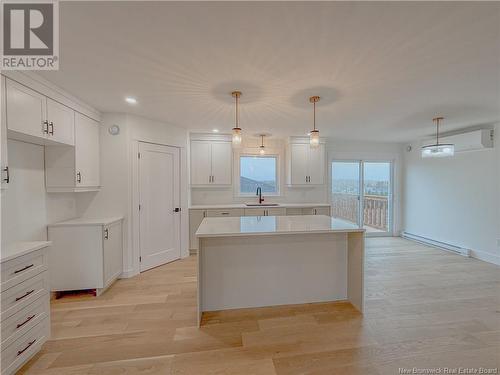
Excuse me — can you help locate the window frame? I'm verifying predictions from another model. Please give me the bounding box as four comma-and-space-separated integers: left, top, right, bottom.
236, 152, 281, 197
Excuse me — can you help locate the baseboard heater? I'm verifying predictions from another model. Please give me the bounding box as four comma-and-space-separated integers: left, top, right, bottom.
401, 232, 471, 257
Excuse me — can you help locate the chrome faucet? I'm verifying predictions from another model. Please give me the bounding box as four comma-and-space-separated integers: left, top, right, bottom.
256, 187, 264, 204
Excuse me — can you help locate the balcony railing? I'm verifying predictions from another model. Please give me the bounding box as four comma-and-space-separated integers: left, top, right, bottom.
331, 193, 389, 231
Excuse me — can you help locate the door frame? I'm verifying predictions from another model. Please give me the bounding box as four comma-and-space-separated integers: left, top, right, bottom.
131, 140, 183, 275
330, 159, 394, 237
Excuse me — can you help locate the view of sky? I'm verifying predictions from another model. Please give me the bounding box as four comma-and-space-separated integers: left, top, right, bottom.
332, 162, 390, 181
240, 156, 277, 181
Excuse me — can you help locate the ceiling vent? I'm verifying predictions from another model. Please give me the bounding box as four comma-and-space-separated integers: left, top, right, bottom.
421, 129, 493, 153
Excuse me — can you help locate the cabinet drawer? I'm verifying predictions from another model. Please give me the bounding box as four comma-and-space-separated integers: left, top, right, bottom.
1, 296, 49, 349
1, 249, 48, 292
286, 208, 303, 216
205, 209, 244, 217
1, 271, 49, 321
1, 317, 49, 375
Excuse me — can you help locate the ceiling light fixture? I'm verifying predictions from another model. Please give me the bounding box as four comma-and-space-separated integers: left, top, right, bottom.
259, 134, 266, 155
125, 97, 137, 105
421, 117, 454, 158
231, 91, 242, 148
309, 96, 320, 148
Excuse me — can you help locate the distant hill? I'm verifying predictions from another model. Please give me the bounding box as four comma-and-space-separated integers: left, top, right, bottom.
240, 176, 276, 193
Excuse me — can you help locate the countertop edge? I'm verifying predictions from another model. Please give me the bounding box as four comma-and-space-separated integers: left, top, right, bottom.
189, 203, 331, 209
48, 216, 124, 227
196, 228, 365, 238
1, 241, 52, 263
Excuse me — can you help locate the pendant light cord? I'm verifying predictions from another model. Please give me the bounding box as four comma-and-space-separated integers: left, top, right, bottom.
313, 101, 316, 131
235, 95, 239, 128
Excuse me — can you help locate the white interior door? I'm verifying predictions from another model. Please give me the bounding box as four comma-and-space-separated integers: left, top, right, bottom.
139, 142, 181, 271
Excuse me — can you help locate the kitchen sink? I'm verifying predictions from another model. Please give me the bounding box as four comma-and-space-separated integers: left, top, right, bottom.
245, 203, 280, 206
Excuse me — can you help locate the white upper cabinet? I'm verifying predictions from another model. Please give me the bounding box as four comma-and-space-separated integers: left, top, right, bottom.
5, 78, 74, 146
287, 140, 325, 186
75, 113, 100, 188
46, 98, 75, 146
45, 113, 100, 192
190, 140, 232, 186
6, 79, 47, 141
210, 142, 232, 185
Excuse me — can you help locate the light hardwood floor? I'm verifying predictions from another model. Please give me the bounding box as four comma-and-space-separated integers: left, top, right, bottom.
19, 237, 500, 374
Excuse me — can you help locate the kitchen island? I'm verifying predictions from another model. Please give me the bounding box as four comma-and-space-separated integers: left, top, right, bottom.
195, 215, 365, 325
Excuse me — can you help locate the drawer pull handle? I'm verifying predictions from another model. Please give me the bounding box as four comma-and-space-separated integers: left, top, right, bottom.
16, 314, 36, 329
221, 212, 229, 215
14, 264, 34, 274
15, 289, 35, 302
17, 339, 36, 356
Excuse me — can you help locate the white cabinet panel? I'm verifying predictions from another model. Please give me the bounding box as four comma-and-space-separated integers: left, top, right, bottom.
314, 206, 331, 216
1, 76, 8, 189
308, 145, 325, 185
190, 140, 232, 186
189, 209, 206, 251
46, 98, 74, 146
206, 209, 244, 217
244, 208, 266, 216
6, 79, 47, 140
289, 144, 309, 185
75, 113, 100, 188
103, 222, 123, 288
287, 142, 326, 186
190, 141, 211, 185
210, 142, 232, 185
265, 207, 286, 216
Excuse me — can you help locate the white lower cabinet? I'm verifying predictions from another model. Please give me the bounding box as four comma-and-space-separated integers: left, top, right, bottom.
0, 242, 51, 375
48, 218, 123, 294
189, 205, 331, 251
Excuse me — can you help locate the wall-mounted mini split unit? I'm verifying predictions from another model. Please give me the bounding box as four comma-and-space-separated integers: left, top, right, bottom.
421, 129, 494, 153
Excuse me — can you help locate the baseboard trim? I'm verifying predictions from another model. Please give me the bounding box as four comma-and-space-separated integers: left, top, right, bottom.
401, 232, 471, 257
469, 249, 500, 266
402, 232, 500, 266
119, 268, 138, 278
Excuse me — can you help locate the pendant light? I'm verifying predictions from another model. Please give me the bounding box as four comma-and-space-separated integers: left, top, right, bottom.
259, 134, 266, 155
421, 117, 454, 158
309, 96, 320, 148
231, 91, 242, 148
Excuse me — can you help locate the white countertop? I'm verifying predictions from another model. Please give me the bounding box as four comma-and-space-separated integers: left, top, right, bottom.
48, 216, 124, 227
1, 241, 52, 263
189, 203, 331, 210
196, 215, 364, 238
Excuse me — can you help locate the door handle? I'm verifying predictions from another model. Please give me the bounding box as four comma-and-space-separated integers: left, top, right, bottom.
3, 166, 9, 183
104, 228, 109, 240
76, 172, 82, 183
173, 207, 181, 213
49, 122, 54, 135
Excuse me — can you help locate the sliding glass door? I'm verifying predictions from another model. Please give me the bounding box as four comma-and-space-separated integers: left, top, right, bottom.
331, 160, 393, 236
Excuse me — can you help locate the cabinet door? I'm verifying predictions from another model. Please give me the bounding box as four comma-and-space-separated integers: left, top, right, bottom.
210, 142, 232, 185
47, 98, 75, 146
290, 143, 309, 185
103, 222, 122, 288
286, 208, 303, 216
302, 208, 315, 215
6, 79, 47, 139
314, 206, 331, 216
190, 141, 211, 185
1, 76, 8, 189
265, 208, 286, 216
308, 144, 325, 185
245, 208, 266, 216
75, 113, 100, 187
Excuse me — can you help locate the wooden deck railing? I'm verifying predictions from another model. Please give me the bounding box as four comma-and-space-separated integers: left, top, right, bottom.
331, 193, 389, 231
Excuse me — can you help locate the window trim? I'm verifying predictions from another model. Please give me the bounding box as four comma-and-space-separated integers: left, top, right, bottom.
236, 152, 281, 197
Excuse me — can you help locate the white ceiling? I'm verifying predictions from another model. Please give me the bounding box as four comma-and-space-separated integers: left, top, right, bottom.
39, 1, 500, 142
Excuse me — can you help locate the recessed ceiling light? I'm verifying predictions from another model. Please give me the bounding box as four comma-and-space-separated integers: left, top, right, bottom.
125, 97, 137, 105
212, 129, 219, 133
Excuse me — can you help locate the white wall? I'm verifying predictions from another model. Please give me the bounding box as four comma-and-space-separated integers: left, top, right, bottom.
1, 140, 77, 245
403, 125, 500, 264
76, 113, 189, 277
327, 139, 405, 235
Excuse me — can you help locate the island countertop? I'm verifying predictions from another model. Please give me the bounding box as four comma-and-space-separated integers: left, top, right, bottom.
196, 215, 364, 238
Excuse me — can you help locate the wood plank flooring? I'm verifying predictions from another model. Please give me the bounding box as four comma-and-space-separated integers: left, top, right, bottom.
19, 237, 500, 374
